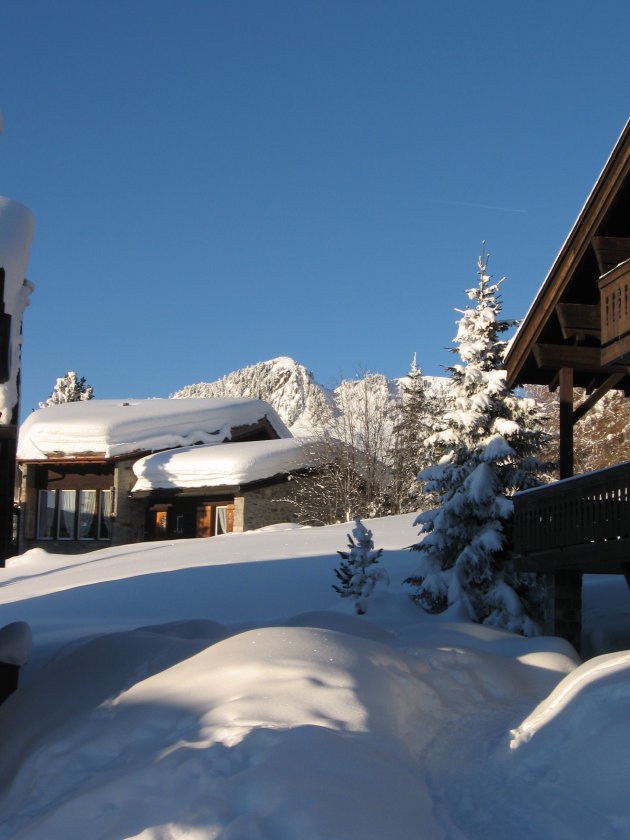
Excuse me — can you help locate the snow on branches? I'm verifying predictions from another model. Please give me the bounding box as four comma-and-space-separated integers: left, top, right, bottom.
40, 371, 93, 408
406, 247, 549, 635
333, 517, 389, 615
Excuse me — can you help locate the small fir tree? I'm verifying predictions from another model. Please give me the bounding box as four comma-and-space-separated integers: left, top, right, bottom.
390, 354, 439, 514
333, 517, 389, 614
405, 247, 549, 635
40, 371, 94, 408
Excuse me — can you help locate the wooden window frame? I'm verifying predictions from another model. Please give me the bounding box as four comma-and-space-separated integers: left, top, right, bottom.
34, 487, 114, 541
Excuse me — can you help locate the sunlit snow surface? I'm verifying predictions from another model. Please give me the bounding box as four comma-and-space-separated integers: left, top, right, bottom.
17, 397, 291, 459
0, 514, 629, 839
132, 437, 317, 491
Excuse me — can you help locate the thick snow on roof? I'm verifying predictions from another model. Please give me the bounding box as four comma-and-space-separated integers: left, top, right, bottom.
132, 436, 316, 491
17, 397, 291, 460
0, 196, 34, 425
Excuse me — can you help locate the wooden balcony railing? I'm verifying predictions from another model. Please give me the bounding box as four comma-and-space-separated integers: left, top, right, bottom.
513, 462, 630, 568
599, 259, 630, 365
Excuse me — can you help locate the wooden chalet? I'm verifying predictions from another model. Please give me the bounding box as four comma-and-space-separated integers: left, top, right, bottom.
17, 399, 308, 555
504, 120, 630, 650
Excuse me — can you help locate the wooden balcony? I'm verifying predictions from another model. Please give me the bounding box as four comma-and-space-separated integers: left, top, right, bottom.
599, 259, 630, 366
513, 462, 630, 575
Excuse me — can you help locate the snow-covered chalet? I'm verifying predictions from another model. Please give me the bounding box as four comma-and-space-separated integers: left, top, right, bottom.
17, 397, 314, 554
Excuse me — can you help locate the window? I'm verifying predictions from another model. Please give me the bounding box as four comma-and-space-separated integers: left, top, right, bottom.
35, 487, 113, 541
78, 490, 98, 539
98, 490, 113, 540
216, 506, 228, 535
215, 505, 234, 535
58, 489, 76, 539
37, 490, 56, 539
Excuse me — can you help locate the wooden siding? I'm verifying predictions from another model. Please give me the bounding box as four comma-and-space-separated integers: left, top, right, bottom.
599, 259, 630, 364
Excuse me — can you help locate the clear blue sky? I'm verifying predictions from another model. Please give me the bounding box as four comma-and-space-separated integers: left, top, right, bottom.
2, 0, 630, 414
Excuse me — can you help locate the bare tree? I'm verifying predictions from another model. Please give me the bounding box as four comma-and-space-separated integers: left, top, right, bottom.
524, 384, 630, 476
287, 372, 395, 525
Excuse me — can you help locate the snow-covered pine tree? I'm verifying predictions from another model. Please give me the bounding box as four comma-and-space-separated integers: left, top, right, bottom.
405, 247, 548, 635
333, 517, 389, 614
40, 371, 94, 407
390, 354, 437, 514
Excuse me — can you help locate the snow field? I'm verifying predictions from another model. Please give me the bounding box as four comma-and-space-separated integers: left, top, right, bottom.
0, 514, 628, 838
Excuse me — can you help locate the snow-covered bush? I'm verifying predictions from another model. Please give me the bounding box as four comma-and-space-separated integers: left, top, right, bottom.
405, 248, 548, 635
40, 371, 93, 407
333, 517, 389, 614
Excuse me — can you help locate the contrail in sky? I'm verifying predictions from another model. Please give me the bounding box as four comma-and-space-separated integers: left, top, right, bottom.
427, 198, 526, 214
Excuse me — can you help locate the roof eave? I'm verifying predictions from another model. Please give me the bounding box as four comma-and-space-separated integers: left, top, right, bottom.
505, 119, 630, 388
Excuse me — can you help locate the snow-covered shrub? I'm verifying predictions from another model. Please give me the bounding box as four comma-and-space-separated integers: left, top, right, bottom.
333, 517, 389, 615
40, 371, 93, 407
405, 247, 549, 635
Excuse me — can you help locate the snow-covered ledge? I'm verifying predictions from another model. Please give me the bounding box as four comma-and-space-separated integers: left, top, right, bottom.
0, 196, 34, 425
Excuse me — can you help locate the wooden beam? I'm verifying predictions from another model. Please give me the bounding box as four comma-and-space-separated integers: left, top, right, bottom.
548, 370, 560, 393
573, 372, 626, 424
592, 235, 630, 276
559, 367, 574, 479
555, 302, 600, 341
533, 344, 602, 371
514, 537, 630, 574
601, 332, 630, 366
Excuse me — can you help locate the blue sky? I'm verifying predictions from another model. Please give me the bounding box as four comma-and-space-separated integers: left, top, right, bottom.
2, 0, 630, 414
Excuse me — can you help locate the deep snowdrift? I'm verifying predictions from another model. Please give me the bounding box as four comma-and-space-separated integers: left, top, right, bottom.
0, 514, 628, 839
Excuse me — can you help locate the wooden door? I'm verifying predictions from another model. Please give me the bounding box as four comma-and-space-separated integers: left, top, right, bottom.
196, 504, 212, 538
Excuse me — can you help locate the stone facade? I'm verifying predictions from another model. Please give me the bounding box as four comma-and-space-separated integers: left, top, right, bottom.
112, 459, 144, 545
241, 479, 302, 531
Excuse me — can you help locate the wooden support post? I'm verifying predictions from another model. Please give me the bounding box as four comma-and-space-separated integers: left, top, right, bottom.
548, 368, 583, 651
559, 367, 574, 480
545, 570, 583, 653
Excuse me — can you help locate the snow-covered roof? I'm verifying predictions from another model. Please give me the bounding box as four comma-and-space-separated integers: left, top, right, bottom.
132, 436, 317, 492
17, 398, 291, 460
0, 196, 34, 425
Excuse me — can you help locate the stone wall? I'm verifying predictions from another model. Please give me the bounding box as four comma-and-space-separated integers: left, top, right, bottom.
112, 459, 145, 545
242, 480, 301, 532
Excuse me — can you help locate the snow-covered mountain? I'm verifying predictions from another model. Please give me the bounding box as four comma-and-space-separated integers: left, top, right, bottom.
171, 356, 331, 435
171, 356, 447, 436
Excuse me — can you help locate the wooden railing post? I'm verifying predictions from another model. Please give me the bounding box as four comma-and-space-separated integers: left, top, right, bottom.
559, 367, 574, 480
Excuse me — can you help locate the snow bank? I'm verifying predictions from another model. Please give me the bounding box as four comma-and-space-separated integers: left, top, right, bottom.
0, 197, 34, 425
17, 397, 291, 460
0, 514, 628, 838
132, 436, 317, 491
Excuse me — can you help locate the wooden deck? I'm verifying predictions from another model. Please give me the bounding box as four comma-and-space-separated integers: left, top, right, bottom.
513, 462, 630, 577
